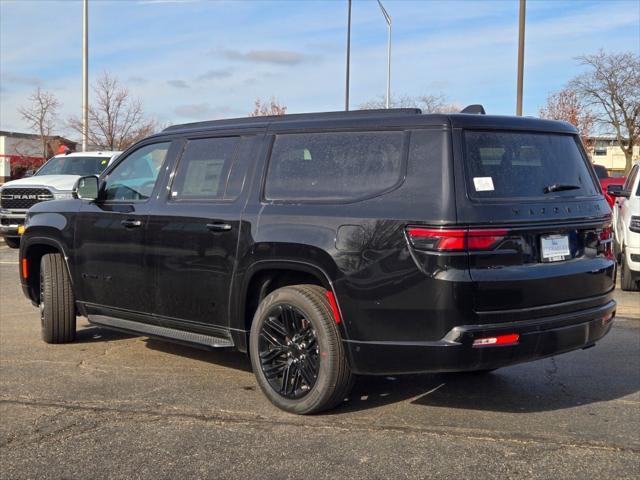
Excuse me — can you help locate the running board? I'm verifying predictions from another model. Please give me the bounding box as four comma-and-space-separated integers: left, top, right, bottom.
88, 315, 234, 348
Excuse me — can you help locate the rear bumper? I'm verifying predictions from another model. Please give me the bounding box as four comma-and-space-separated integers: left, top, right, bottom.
344, 300, 616, 375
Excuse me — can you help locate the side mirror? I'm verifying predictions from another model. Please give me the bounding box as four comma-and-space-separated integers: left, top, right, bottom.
73, 175, 99, 201
606, 184, 630, 198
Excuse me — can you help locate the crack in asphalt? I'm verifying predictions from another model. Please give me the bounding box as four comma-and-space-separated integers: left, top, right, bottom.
1, 397, 638, 454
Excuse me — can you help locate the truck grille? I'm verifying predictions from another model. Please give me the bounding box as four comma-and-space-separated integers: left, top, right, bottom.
0, 188, 54, 209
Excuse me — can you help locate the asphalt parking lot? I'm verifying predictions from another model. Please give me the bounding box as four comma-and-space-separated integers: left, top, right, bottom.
0, 244, 638, 479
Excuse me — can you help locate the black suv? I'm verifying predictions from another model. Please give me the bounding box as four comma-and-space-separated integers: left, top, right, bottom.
19, 108, 616, 414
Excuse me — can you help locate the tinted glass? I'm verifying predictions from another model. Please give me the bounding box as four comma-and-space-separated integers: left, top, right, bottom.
170, 137, 240, 201
104, 143, 170, 201
37, 156, 112, 176
464, 131, 598, 199
265, 131, 404, 202
623, 165, 638, 192
593, 164, 608, 179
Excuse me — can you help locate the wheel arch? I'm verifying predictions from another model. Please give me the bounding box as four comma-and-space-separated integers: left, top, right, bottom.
232, 260, 348, 353
22, 237, 74, 305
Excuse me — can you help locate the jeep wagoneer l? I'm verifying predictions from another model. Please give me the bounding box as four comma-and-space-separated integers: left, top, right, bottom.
19, 108, 616, 413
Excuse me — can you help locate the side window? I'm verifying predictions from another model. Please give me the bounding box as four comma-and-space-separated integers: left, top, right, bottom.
104, 143, 170, 201
623, 165, 638, 192
170, 136, 243, 201
264, 131, 405, 202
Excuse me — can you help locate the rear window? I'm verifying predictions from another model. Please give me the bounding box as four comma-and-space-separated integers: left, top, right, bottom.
463, 131, 598, 199
264, 131, 405, 202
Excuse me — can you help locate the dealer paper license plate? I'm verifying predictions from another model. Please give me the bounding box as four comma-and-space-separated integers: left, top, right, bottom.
541, 234, 571, 262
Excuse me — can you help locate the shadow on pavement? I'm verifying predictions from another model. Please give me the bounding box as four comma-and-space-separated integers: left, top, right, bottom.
333, 327, 640, 414
75, 325, 135, 343
74, 321, 639, 415
143, 338, 253, 373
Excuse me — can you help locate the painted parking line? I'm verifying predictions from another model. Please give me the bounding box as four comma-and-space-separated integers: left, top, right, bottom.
0, 261, 18, 265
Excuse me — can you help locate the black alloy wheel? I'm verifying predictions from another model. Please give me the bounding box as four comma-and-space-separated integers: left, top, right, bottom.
249, 285, 353, 414
258, 304, 319, 399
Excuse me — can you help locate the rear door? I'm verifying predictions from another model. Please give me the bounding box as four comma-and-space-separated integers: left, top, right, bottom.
145, 133, 261, 329
452, 129, 615, 313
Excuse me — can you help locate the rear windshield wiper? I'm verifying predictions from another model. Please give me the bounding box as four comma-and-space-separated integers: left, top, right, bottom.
543, 183, 581, 194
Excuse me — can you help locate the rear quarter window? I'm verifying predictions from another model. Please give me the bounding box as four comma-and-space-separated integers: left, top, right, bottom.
264, 131, 405, 202
463, 130, 598, 200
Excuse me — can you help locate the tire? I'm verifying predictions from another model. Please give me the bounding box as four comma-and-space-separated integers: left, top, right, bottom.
620, 248, 640, 292
249, 284, 353, 414
40, 253, 76, 343
4, 237, 20, 249
613, 234, 622, 264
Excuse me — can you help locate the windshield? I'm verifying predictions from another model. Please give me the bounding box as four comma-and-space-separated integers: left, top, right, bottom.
36, 156, 111, 176
463, 131, 598, 199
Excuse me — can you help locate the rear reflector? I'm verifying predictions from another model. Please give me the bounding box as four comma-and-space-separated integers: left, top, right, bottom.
406, 227, 509, 252
473, 333, 520, 347
21, 258, 28, 279
326, 290, 342, 324
602, 312, 615, 325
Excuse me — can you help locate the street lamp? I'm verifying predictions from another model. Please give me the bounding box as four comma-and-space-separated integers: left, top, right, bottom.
345, 0, 352, 111
377, 0, 391, 109
516, 0, 526, 116
82, 0, 89, 151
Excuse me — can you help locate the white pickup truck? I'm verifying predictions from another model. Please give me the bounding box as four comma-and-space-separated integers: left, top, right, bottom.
610, 161, 640, 291
0, 151, 120, 248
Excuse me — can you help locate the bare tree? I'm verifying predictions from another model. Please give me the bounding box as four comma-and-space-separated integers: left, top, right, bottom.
69, 72, 156, 150
18, 87, 60, 160
539, 87, 595, 149
359, 93, 460, 113
569, 51, 640, 174
249, 97, 287, 117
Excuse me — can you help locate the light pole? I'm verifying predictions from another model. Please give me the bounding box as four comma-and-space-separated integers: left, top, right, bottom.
516, 0, 526, 116
82, 0, 89, 151
345, 0, 352, 111
377, 0, 391, 109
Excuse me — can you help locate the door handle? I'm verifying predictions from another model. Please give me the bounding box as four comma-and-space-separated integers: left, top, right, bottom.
121, 219, 142, 228
206, 222, 232, 232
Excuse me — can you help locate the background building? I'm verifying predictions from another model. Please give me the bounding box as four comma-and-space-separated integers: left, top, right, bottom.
0, 131, 76, 183
589, 136, 640, 176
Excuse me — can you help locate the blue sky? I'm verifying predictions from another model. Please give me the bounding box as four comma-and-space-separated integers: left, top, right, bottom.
1, 0, 638, 138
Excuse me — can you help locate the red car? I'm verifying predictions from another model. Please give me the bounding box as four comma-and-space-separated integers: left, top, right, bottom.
593, 164, 625, 208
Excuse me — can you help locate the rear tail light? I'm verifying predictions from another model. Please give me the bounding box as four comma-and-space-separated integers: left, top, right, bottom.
473, 333, 520, 347
406, 227, 509, 252
598, 224, 613, 259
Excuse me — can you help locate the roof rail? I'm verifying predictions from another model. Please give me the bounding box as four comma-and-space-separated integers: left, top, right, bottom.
460, 104, 486, 115
162, 108, 423, 133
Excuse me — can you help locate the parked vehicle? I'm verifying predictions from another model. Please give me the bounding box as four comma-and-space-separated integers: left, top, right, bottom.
18, 108, 616, 414
593, 164, 625, 208
609, 161, 640, 291
0, 151, 121, 248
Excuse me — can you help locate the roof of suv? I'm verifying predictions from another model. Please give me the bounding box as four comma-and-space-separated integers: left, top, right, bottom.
160, 109, 578, 136
52, 151, 121, 159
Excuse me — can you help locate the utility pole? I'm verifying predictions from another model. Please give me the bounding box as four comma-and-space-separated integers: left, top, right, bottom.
82, 0, 89, 151
377, 1, 391, 109
345, 0, 352, 111
516, 0, 526, 116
